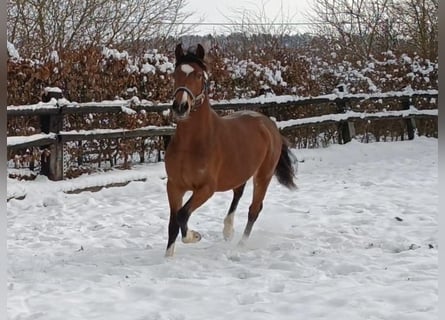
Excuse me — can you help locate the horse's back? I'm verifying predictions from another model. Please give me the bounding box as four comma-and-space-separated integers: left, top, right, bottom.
221, 110, 280, 142
223, 110, 266, 120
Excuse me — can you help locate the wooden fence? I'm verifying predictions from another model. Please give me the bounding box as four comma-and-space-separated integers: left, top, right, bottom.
7, 90, 438, 181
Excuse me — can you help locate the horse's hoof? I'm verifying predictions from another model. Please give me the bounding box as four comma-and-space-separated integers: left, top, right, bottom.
182, 230, 201, 243
237, 236, 248, 247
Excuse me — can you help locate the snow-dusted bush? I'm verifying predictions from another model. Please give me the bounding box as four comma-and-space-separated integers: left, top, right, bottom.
7, 40, 437, 106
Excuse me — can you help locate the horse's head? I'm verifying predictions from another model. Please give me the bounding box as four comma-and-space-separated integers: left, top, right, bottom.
172, 43, 209, 120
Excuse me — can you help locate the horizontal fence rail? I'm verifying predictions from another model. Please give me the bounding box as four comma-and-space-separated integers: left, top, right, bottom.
276, 109, 437, 130
7, 90, 438, 180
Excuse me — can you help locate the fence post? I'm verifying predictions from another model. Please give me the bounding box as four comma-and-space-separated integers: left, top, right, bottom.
40, 88, 64, 180
401, 97, 416, 140
335, 98, 354, 144
160, 135, 171, 161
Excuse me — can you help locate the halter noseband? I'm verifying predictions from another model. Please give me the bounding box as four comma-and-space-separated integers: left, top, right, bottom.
173, 80, 207, 108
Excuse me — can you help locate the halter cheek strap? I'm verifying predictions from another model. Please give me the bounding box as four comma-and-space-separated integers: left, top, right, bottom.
173, 71, 209, 109
173, 86, 206, 108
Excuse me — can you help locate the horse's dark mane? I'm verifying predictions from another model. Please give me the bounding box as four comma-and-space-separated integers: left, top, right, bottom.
175, 53, 207, 71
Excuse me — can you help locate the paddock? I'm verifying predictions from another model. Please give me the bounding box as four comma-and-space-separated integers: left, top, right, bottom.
7, 138, 438, 320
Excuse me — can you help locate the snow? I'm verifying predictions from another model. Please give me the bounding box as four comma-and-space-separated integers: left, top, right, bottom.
7, 101, 58, 112
59, 126, 175, 137
7, 41, 20, 60
73, 100, 130, 108
49, 51, 60, 63
7, 137, 438, 320
7, 98, 173, 112
143, 50, 175, 74
7, 133, 57, 147
102, 47, 129, 60
44, 87, 63, 94
158, 62, 175, 74
141, 63, 156, 75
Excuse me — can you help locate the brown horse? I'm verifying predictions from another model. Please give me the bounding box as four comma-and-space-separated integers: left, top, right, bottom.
164, 43, 296, 256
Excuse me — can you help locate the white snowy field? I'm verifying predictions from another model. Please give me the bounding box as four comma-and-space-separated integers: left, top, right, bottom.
7, 137, 438, 320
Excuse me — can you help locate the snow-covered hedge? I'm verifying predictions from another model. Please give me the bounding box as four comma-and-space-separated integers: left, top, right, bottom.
7, 43, 437, 106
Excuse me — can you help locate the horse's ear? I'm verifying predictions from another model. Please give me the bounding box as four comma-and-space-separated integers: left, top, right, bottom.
175, 43, 184, 61
196, 44, 205, 60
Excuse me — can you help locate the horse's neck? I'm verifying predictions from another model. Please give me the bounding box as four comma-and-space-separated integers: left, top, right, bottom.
175, 101, 216, 143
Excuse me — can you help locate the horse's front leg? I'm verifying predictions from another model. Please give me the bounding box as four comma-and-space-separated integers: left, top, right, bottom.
165, 180, 185, 257
177, 185, 214, 244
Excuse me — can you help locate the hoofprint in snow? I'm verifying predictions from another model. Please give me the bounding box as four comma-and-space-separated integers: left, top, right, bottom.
7, 138, 437, 320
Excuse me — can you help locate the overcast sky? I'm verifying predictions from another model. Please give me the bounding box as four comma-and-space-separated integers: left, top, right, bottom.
185, 0, 314, 35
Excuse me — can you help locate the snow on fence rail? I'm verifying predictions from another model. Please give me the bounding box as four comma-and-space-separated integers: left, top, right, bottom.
7, 90, 438, 181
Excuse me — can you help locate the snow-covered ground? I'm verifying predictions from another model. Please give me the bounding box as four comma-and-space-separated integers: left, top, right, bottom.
7, 137, 438, 320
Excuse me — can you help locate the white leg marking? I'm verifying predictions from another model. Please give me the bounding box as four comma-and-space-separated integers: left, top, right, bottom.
165, 244, 175, 257
182, 230, 202, 243
223, 214, 235, 241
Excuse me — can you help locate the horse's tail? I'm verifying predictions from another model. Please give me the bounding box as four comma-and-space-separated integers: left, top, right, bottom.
274, 138, 297, 189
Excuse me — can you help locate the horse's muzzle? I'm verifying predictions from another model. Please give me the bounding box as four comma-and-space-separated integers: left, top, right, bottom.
172, 100, 190, 119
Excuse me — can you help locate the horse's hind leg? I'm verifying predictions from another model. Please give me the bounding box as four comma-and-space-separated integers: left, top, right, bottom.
240, 176, 272, 245
223, 183, 246, 241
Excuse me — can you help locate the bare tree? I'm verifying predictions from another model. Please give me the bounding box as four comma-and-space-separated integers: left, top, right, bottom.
224, 0, 298, 35
220, 0, 301, 55
7, 0, 198, 57
390, 0, 438, 60
308, 0, 438, 60
309, 0, 396, 60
